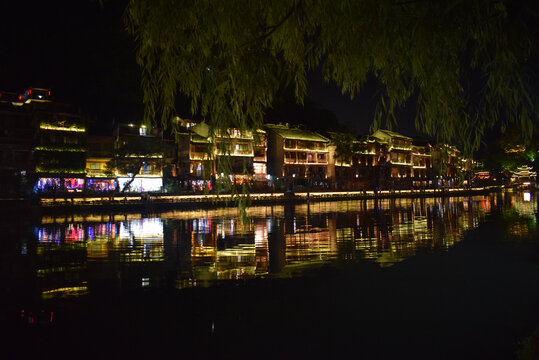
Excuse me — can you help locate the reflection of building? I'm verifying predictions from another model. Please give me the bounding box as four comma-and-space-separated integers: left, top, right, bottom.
187, 217, 269, 281
35, 217, 166, 298
266, 124, 330, 188
32, 195, 491, 294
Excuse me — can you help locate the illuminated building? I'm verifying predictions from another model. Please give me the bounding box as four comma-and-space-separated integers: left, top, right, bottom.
113, 123, 166, 192
265, 123, 330, 189
175, 119, 267, 189
252, 129, 268, 185
352, 136, 384, 188
85, 135, 117, 192
30, 91, 87, 193
372, 129, 413, 189
1, 87, 86, 195
411, 138, 434, 188
431, 144, 462, 187
328, 135, 384, 190
511, 165, 537, 188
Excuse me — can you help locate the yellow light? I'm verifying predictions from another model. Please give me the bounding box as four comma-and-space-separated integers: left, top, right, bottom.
40, 125, 86, 132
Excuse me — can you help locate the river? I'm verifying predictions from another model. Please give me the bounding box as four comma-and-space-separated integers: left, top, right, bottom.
1, 190, 538, 359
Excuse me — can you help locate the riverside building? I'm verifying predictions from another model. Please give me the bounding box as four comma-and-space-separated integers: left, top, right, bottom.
265, 124, 330, 189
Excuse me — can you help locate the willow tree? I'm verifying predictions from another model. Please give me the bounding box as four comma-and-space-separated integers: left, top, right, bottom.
124, 0, 537, 154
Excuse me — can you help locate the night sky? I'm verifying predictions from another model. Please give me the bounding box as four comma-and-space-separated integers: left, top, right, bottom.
0, 0, 435, 138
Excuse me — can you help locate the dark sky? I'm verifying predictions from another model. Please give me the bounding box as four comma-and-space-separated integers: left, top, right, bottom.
0, 0, 141, 132
0, 0, 423, 137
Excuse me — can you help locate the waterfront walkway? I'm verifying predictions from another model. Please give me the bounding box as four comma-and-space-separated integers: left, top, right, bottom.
31, 186, 506, 210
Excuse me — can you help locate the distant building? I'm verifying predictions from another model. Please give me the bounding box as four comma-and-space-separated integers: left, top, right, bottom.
113, 123, 165, 192
252, 130, 267, 183
85, 135, 117, 192
411, 138, 434, 188
32, 100, 87, 193
432, 144, 461, 187
328, 134, 383, 190
0, 91, 36, 195
372, 129, 413, 189
175, 119, 267, 190
353, 136, 385, 190
265, 124, 329, 189
511, 165, 536, 188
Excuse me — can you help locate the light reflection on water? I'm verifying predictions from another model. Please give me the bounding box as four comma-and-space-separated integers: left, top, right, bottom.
28, 191, 536, 298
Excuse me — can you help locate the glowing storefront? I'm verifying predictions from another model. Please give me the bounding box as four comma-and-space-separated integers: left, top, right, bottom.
117, 177, 163, 192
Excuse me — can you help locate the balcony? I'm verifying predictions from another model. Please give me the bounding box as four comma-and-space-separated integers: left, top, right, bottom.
190, 152, 209, 160
391, 161, 412, 166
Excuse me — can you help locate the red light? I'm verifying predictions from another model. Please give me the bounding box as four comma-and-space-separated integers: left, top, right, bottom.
28, 89, 32, 95
50, 311, 54, 323
18, 95, 22, 100
48, 91, 51, 96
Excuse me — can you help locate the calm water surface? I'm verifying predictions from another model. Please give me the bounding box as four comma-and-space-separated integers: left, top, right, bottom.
3, 191, 536, 304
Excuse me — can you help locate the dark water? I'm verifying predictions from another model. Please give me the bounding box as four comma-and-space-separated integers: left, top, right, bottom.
1, 191, 538, 359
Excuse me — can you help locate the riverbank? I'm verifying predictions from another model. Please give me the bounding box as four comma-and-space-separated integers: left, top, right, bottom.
0, 185, 511, 214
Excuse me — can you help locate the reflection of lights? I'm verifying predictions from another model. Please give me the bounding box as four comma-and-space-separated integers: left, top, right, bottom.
42, 286, 88, 299
523, 192, 531, 202
119, 218, 163, 240
254, 225, 267, 246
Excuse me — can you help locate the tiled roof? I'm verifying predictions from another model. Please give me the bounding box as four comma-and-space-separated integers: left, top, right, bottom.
265, 124, 329, 142
190, 134, 211, 144
373, 129, 412, 140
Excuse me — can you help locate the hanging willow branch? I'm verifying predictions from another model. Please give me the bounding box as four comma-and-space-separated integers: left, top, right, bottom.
124, 0, 538, 156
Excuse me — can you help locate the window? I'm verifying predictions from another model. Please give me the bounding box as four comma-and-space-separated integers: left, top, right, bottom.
284, 139, 295, 149
142, 163, 150, 174
90, 163, 100, 170
253, 163, 266, 175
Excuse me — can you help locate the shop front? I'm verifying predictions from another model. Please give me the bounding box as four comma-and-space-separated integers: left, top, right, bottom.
117, 177, 163, 192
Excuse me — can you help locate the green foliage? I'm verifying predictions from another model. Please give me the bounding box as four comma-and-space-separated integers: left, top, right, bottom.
484, 127, 538, 172
125, 0, 538, 155
329, 132, 358, 163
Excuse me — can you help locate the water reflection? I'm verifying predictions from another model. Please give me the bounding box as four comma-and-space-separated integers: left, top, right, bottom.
25, 192, 536, 299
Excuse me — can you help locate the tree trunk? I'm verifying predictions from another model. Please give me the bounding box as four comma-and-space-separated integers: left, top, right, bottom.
120, 163, 143, 193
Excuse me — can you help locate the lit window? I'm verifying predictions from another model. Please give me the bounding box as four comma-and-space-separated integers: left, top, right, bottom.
139, 126, 147, 136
